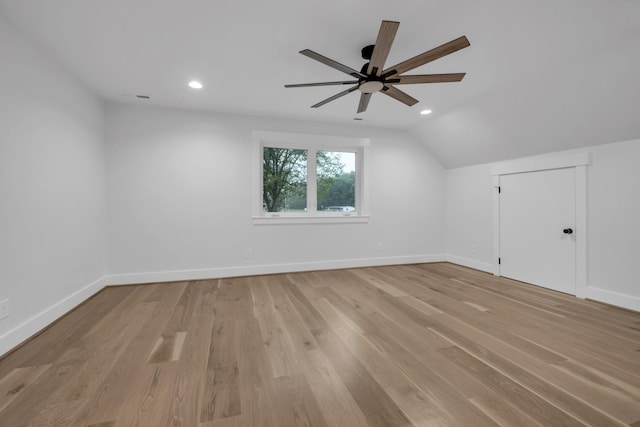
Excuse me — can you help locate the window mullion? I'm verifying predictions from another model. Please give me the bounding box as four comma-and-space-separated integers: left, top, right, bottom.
307, 148, 318, 213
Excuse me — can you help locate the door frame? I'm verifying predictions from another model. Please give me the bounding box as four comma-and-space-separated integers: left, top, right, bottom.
491, 152, 590, 298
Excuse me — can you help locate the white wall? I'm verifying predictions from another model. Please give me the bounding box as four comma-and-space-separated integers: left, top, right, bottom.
587, 139, 640, 310
445, 164, 494, 271
445, 138, 640, 311
105, 104, 446, 283
0, 17, 107, 356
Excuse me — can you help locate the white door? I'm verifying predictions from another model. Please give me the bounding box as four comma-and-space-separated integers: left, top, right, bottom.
499, 168, 576, 295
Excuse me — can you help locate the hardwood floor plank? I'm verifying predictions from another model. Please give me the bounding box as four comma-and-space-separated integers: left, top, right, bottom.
0, 364, 50, 412
200, 280, 242, 423
462, 300, 490, 312
414, 284, 570, 364
433, 324, 630, 427
235, 317, 277, 427
199, 414, 244, 427
312, 327, 413, 427
272, 373, 329, 427
40, 284, 183, 424
556, 359, 640, 400
0, 288, 159, 426
331, 324, 457, 426
146, 331, 187, 363
303, 349, 370, 427
282, 274, 329, 331
397, 295, 444, 315
470, 393, 546, 427
418, 275, 640, 375
87, 422, 116, 427
68, 283, 188, 426
263, 275, 319, 353
350, 268, 411, 298
311, 288, 367, 334
113, 362, 180, 426
250, 277, 301, 378
162, 281, 202, 334
438, 346, 588, 427
162, 281, 217, 427
73, 282, 192, 427
0, 287, 134, 379
362, 332, 500, 427
2, 263, 640, 426
200, 315, 240, 423
316, 286, 380, 333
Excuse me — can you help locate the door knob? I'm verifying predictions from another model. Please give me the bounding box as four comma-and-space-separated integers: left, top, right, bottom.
563, 228, 573, 234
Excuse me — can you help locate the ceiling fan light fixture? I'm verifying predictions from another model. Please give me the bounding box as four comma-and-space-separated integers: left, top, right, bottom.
420, 109, 433, 115
358, 80, 384, 93
188, 81, 203, 89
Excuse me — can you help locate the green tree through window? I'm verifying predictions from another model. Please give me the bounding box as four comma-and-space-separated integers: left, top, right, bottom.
263, 148, 354, 213
262, 148, 307, 212
318, 171, 356, 210
317, 151, 355, 211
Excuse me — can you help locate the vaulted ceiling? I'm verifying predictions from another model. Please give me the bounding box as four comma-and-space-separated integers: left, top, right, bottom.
1, 0, 639, 167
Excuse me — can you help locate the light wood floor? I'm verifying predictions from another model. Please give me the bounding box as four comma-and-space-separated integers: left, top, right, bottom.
2, 263, 640, 426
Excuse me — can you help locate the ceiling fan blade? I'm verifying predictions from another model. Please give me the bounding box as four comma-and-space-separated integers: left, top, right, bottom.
285, 80, 359, 88
367, 20, 400, 76
311, 85, 359, 108
357, 93, 372, 113
300, 49, 366, 79
382, 36, 470, 78
381, 85, 419, 106
390, 73, 466, 85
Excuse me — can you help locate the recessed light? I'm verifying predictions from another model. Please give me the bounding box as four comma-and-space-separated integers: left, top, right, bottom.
188, 81, 203, 89
420, 109, 432, 115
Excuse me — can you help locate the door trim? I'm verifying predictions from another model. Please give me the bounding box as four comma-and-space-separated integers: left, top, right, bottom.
490, 152, 590, 175
491, 153, 590, 298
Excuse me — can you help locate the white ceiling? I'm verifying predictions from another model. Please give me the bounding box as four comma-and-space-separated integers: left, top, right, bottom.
1, 0, 639, 167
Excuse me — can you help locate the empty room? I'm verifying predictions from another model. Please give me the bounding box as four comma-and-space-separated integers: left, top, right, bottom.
1, 0, 640, 426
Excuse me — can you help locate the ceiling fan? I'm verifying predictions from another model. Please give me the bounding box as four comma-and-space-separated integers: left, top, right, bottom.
284, 20, 470, 114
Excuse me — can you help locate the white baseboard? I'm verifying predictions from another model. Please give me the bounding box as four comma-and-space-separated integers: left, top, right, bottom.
586, 286, 640, 313
105, 254, 446, 286
445, 254, 493, 273
0, 276, 106, 358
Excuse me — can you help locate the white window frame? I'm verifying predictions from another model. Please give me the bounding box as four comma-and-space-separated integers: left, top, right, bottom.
252, 130, 370, 225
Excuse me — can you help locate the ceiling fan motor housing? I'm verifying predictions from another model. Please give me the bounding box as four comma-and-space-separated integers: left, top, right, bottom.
360, 44, 384, 93
361, 44, 375, 60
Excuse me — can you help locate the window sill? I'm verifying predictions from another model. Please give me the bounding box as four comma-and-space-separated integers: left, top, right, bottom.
252, 215, 369, 225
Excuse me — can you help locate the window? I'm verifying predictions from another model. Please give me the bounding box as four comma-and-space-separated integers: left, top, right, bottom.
317, 150, 356, 212
253, 131, 368, 224
262, 147, 307, 213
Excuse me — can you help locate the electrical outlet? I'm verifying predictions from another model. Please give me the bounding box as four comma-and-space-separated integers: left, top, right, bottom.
376, 242, 383, 252
471, 244, 478, 254
244, 248, 253, 259
0, 299, 8, 321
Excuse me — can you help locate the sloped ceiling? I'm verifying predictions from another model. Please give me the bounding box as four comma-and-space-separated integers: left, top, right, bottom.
1, 0, 639, 167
